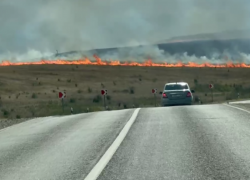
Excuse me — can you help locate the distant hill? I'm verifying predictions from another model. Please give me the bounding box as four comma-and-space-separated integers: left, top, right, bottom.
156, 29, 250, 43
52, 29, 250, 60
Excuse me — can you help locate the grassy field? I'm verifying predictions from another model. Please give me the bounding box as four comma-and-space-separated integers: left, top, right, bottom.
0, 64, 250, 119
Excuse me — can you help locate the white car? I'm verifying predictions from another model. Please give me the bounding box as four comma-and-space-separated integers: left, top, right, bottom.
160, 82, 195, 106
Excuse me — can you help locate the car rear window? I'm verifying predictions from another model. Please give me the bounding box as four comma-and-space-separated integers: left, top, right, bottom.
165, 84, 188, 90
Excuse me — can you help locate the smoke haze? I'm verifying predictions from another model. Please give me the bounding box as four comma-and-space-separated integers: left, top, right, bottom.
1, 0, 250, 62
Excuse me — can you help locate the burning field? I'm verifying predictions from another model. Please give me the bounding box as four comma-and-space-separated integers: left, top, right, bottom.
1, 61, 250, 121
1, 54, 250, 68
1, 39, 250, 120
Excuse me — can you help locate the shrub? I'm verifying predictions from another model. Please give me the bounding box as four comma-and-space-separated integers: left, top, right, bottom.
234, 84, 243, 92
88, 87, 92, 93
16, 115, 21, 119
67, 79, 71, 83
123, 103, 127, 109
31, 93, 37, 99
93, 95, 102, 103
39, 82, 42, 85
75, 84, 78, 87
129, 87, 135, 94
2, 109, 9, 117
58, 78, 60, 81
70, 98, 76, 103
194, 79, 198, 84
52, 90, 56, 93
77, 89, 82, 93
101, 83, 105, 88
113, 81, 116, 85
106, 95, 111, 101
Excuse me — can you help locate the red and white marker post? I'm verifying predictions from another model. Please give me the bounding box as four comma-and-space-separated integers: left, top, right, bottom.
101, 89, 107, 109
209, 84, 214, 102
58, 91, 66, 99
59, 91, 66, 111
152, 88, 157, 107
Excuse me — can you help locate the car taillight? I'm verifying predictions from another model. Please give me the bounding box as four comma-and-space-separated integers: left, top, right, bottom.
186, 92, 191, 97
162, 93, 167, 98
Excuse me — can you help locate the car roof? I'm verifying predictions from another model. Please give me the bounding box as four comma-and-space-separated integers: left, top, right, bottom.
165, 82, 188, 86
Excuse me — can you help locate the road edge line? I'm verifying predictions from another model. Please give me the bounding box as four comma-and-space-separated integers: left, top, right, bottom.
84, 108, 141, 180
223, 104, 250, 114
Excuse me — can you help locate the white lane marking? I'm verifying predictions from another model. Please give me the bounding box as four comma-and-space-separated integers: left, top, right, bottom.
223, 104, 250, 114
84, 108, 141, 180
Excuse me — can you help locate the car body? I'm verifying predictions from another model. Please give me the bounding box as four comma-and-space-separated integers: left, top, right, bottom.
161, 82, 194, 106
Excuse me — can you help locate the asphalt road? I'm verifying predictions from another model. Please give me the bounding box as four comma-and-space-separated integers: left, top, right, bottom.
98, 104, 250, 180
0, 110, 134, 180
1, 104, 250, 179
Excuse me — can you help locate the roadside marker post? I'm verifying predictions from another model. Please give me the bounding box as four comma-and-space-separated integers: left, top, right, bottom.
152, 89, 157, 107
101, 89, 107, 109
59, 91, 66, 111
209, 84, 214, 102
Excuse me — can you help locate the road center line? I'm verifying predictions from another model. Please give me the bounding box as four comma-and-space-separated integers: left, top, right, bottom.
223, 104, 250, 114
84, 108, 141, 180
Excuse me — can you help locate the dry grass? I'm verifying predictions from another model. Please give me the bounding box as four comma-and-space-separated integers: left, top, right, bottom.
0, 64, 250, 118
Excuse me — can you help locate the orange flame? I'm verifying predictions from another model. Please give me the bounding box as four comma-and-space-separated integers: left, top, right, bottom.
0, 55, 250, 68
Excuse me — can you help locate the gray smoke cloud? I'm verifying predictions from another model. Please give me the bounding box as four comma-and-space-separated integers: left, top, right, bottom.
1, 0, 250, 62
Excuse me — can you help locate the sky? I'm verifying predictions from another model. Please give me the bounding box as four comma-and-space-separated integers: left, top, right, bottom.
0, 0, 250, 56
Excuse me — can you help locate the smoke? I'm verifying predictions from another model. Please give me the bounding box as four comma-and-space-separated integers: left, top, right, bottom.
0, 49, 53, 62
2, 45, 250, 64
89, 46, 250, 64
1, 0, 250, 63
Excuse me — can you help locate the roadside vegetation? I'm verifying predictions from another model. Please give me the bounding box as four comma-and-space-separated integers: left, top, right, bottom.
0, 65, 250, 119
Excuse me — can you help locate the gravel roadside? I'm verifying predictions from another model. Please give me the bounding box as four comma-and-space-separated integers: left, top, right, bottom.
0, 118, 33, 130
1, 103, 249, 131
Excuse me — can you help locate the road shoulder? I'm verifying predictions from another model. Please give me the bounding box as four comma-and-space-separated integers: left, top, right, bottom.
226, 102, 250, 112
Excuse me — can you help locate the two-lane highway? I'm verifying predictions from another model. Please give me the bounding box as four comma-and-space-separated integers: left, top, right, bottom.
1, 104, 250, 179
